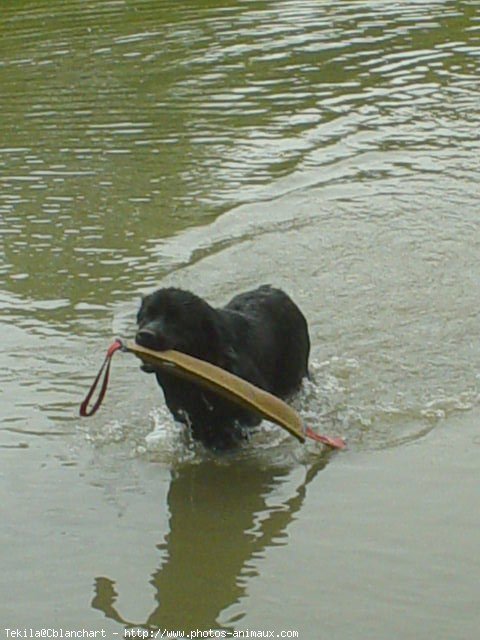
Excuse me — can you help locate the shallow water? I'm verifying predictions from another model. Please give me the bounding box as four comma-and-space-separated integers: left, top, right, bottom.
1, 0, 480, 636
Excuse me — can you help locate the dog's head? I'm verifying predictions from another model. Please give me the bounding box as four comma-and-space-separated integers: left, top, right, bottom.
135, 288, 224, 370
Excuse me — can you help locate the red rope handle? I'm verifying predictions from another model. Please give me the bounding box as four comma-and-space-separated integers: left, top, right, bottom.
79, 339, 123, 417
304, 426, 346, 449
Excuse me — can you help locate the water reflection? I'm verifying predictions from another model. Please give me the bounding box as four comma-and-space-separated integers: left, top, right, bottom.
92, 456, 328, 631
2, 0, 480, 634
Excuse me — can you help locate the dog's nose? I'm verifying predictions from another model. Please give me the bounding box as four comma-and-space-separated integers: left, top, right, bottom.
135, 327, 170, 351
135, 328, 158, 349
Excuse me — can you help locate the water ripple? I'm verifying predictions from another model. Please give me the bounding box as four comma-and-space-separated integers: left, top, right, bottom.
1, 0, 480, 453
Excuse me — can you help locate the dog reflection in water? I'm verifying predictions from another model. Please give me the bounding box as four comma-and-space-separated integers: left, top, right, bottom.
91, 457, 327, 631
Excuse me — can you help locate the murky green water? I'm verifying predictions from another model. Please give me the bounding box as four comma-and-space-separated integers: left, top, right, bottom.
1, 1, 480, 636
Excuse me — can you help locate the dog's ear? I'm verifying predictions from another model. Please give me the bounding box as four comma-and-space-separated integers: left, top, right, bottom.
222, 345, 240, 375
200, 313, 225, 363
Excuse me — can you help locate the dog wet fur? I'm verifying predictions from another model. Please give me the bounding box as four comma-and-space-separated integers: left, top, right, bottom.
136, 285, 310, 450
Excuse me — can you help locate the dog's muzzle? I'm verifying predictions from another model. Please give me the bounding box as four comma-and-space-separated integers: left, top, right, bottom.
135, 326, 170, 372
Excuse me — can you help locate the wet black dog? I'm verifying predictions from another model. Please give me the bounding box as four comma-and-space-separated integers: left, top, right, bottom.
136, 285, 310, 450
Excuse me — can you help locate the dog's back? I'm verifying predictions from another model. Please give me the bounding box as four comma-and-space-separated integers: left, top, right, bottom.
222, 285, 310, 398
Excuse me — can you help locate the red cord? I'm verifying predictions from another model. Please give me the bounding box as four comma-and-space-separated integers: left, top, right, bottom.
304, 426, 347, 449
79, 339, 123, 417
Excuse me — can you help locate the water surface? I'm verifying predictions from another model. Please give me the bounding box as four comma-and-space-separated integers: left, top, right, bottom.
1, 1, 479, 636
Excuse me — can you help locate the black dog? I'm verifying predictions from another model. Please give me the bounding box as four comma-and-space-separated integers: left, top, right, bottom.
136, 285, 310, 450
